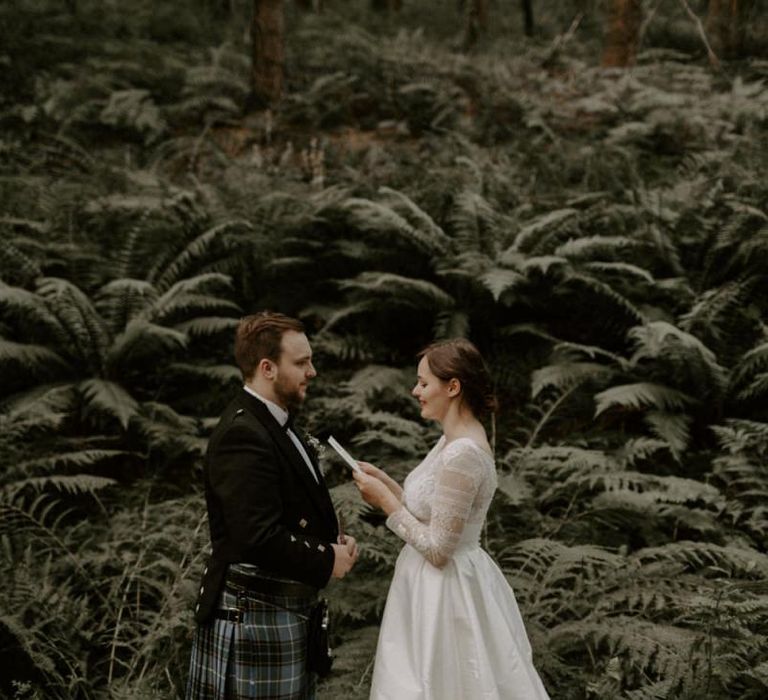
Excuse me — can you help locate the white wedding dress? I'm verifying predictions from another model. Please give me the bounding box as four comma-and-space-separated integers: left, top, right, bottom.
369, 436, 550, 700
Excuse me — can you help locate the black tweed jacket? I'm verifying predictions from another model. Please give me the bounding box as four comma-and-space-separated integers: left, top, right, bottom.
194, 389, 338, 623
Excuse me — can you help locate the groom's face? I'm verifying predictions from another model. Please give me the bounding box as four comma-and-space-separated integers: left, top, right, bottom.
272, 330, 316, 413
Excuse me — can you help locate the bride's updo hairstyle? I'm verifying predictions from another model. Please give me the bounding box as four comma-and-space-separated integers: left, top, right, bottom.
419, 338, 498, 418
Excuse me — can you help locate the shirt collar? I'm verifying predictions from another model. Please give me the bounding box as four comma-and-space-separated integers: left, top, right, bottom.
243, 385, 289, 428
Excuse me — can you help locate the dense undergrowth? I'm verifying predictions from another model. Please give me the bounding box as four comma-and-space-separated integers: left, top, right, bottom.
1, 1, 768, 698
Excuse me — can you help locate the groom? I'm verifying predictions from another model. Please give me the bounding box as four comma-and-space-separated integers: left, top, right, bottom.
187, 311, 357, 699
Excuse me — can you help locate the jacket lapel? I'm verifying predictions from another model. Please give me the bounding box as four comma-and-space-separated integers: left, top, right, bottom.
237, 390, 336, 528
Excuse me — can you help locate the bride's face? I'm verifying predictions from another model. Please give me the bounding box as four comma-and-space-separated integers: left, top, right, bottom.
412, 356, 456, 423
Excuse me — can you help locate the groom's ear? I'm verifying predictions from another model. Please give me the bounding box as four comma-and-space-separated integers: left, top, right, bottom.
258, 358, 276, 380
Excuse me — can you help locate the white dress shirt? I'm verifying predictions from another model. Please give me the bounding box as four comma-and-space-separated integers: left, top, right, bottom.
243, 385, 319, 483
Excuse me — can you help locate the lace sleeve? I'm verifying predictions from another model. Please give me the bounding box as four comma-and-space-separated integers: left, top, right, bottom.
386, 442, 484, 568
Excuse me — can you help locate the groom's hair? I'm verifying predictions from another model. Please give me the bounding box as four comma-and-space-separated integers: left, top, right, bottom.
235, 311, 305, 380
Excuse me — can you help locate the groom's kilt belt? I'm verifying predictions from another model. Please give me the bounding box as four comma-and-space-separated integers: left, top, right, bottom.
217, 564, 318, 618
186, 565, 319, 700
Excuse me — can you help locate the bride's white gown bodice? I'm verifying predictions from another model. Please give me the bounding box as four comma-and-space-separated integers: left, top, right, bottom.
370, 437, 550, 700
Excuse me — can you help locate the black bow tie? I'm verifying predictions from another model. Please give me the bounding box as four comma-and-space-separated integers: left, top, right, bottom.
284, 415, 295, 432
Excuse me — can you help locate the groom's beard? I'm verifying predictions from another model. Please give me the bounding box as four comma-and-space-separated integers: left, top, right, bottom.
273, 376, 305, 416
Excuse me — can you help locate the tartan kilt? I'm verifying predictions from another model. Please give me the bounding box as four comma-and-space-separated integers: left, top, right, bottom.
186, 584, 318, 700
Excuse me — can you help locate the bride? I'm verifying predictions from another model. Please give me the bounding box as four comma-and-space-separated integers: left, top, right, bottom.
353, 338, 550, 700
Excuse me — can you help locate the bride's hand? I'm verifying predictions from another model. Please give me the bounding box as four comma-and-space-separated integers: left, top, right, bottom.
356, 461, 386, 481
353, 471, 400, 515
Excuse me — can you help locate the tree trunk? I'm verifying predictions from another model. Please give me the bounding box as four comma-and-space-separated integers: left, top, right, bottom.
295, 0, 324, 11
706, 0, 751, 58
521, 0, 534, 37
371, 0, 402, 11
463, 0, 489, 49
601, 0, 643, 67
250, 0, 285, 108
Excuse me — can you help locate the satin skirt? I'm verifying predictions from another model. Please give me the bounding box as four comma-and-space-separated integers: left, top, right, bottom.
369, 544, 550, 700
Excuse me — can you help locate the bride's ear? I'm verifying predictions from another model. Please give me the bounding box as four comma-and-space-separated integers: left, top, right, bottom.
447, 378, 461, 397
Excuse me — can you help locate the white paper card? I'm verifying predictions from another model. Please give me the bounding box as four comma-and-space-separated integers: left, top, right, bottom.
328, 435, 363, 473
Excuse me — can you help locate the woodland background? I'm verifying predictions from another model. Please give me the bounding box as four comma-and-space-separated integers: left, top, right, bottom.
1, 0, 768, 698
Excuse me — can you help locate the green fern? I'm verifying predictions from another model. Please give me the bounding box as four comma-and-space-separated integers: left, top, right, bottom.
594, 383, 695, 416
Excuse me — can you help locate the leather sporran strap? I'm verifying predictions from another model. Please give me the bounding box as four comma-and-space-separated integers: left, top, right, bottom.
307, 598, 333, 677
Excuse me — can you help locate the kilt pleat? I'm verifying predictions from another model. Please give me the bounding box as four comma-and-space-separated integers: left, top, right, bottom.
186, 586, 317, 700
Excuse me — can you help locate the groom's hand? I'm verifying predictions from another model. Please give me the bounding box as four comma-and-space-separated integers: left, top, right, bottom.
330, 542, 356, 579
342, 534, 358, 560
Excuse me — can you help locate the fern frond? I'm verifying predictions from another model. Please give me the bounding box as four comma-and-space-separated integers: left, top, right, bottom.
731, 341, 768, 388
711, 419, 768, 456
511, 208, 580, 255
448, 189, 501, 256
594, 383, 695, 416
542, 470, 721, 508
500, 538, 622, 586
551, 341, 630, 367
550, 616, 699, 681
173, 316, 238, 337
132, 402, 204, 457
94, 279, 158, 334
480, 268, 526, 301
629, 322, 720, 366
330, 481, 371, 527
556, 236, 645, 261
735, 372, 768, 402
79, 379, 139, 430
0, 282, 68, 340
532, 362, 612, 398
341, 189, 452, 257
679, 280, 758, 359
309, 332, 375, 363
168, 363, 240, 384
566, 271, 646, 325
317, 301, 378, 332
15, 450, 131, 474
583, 261, 655, 283
634, 541, 768, 578
36, 278, 110, 370
0, 235, 44, 283
106, 319, 187, 372
0, 383, 78, 416
339, 272, 454, 310
0, 338, 71, 376
432, 309, 470, 339
521, 255, 569, 275
152, 221, 250, 291
615, 438, 670, 467
496, 472, 534, 506
4, 474, 117, 498
643, 410, 692, 456
142, 274, 236, 323
351, 410, 429, 458
344, 365, 411, 400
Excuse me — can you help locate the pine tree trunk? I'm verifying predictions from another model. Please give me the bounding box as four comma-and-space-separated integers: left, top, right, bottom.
601, 0, 643, 67
521, 0, 534, 37
295, 0, 323, 11
371, 0, 402, 10
706, 0, 749, 58
250, 0, 285, 108
463, 0, 489, 49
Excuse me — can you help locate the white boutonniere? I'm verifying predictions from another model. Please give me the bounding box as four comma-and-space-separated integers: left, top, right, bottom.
306, 434, 326, 460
